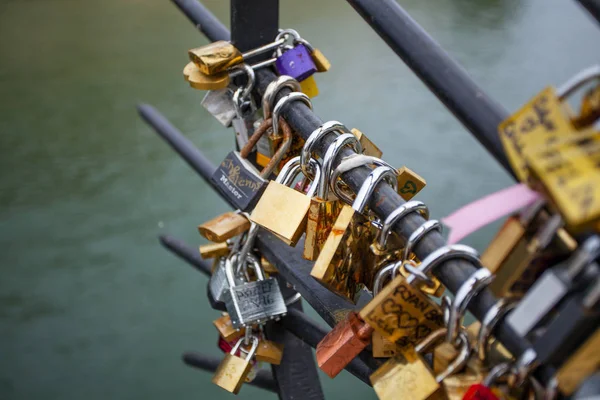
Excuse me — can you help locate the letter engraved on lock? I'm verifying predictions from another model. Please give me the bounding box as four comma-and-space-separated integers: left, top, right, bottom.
400, 181, 417, 195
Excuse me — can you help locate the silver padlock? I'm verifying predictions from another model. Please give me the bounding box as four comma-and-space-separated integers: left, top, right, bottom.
201, 88, 237, 127
507, 235, 600, 337
231, 64, 258, 150
223, 251, 287, 329
209, 254, 247, 303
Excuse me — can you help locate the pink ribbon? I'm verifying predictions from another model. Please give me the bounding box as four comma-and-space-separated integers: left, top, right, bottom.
442, 184, 542, 244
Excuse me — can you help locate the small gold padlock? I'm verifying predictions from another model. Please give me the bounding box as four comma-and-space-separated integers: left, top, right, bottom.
396, 166, 427, 201
255, 339, 284, 365
183, 61, 230, 90
199, 242, 230, 259
198, 211, 250, 243
556, 328, 600, 395
213, 313, 245, 342
372, 331, 398, 358
212, 336, 258, 394
188, 41, 243, 75
351, 128, 383, 158
300, 75, 319, 98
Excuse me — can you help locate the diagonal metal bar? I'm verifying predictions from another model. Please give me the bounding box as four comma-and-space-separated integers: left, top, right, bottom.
159, 234, 211, 277
182, 352, 278, 393
575, 0, 600, 24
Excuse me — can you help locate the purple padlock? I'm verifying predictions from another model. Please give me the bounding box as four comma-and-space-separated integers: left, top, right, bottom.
275, 44, 317, 82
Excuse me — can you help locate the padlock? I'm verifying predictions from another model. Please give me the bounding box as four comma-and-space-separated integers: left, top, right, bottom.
351, 128, 383, 158
199, 241, 230, 259
213, 313, 246, 342
200, 87, 237, 127
183, 61, 230, 90
462, 362, 512, 400
442, 362, 486, 400
507, 236, 600, 338
315, 311, 374, 378
223, 251, 287, 329
212, 336, 259, 394
275, 44, 317, 82
304, 131, 361, 260
198, 211, 251, 243
372, 331, 397, 358
532, 275, 600, 368
255, 339, 284, 365
189, 39, 283, 75
277, 29, 331, 73
555, 326, 600, 395
396, 166, 427, 201
208, 254, 249, 310
250, 156, 321, 246
312, 165, 397, 302
230, 65, 259, 149
210, 116, 292, 211
572, 82, 600, 128
299, 75, 319, 98
370, 328, 471, 400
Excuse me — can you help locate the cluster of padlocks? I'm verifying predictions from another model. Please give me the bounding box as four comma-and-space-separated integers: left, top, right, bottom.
182, 28, 600, 399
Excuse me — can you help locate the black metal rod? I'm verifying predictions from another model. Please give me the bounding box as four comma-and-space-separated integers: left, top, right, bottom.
576, 0, 600, 24
281, 309, 375, 386
159, 234, 211, 277
231, 0, 279, 57
171, 0, 229, 41
346, 0, 514, 179
171, 0, 556, 385
182, 352, 278, 393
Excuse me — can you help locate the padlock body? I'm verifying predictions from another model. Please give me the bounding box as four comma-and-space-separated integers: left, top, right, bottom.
316, 311, 373, 378
201, 88, 237, 127
212, 353, 252, 394
275, 44, 317, 81
189, 41, 243, 75
370, 349, 445, 400
211, 151, 267, 211
198, 211, 250, 243
255, 340, 284, 365
556, 328, 600, 395
462, 384, 500, 400
224, 278, 286, 328
310, 48, 331, 72
372, 331, 397, 358
250, 181, 312, 246
209, 258, 230, 303
184, 61, 230, 90
299, 75, 319, 98
199, 242, 230, 259
213, 314, 246, 342
351, 128, 382, 158
359, 274, 445, 347
396, 166, 427, 201
304, 197, 343, 261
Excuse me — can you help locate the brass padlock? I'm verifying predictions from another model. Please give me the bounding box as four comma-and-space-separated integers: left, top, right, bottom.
212, 336, 258, 394
213, 313, 245, 342
250, 156, 320, 246
198, 211, 250, 243
372, 331, 398, 358
255, 339, 284, 365
312, 165, 398, 302
300, 75, 319, 98
556, 327, 600, 395
199, 242, 230, 259
189, 41, 243, 75
396, 166, 427, 201
183, 61, 230, 90
351, 128, 383, 158
572, 82, 599, 128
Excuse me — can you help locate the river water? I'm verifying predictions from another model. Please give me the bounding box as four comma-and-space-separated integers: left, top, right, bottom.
0, 0, 598, 399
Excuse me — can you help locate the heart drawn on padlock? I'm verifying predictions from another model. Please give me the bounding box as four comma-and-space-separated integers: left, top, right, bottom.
415, 324, 432, 339
396, 311, 419, 329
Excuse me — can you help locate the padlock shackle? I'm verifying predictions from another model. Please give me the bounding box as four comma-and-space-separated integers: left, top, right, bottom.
231, 335, 259, 360
377, 201, 429, 252
230, 63, 255, 100
352, 166, 398, 213
476, 297, 519, 363
414, 328, 471, 383
330, 154, 395, 204
243, 253, 266, 281
271, 92, 312, 138
262, 75, 301, 120
302, 121, 348, 179
446, 268, 494, 345
556, 64, 600, 100
239, 117, 293, 178
320, 133, 362, 200
399, 219, 440, 265
405, 244, 480, 286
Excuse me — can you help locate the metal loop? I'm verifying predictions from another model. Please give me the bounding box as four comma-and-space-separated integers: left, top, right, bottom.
405, 244, 480, 286
446, 268, 494, 345
556, 65, 600, 100
476, 297, 519, 363
377, 201, 430, 253
483, 361, 512, 387
511, 349, 539, 388
284, 292, 302, 306
319, 133, 362, 199
352, 166, 398, 213
272, 92, 312, 136
301, 121, 349, 178
372, 263, 396, 296
331, 154, 395, 203
262, 75, 301, 120
399, 259, 433, 286
294, 37, 314, 52
230, 63, 255, 99
232, 335, 259, 360
276, 28, 301, 43
401, 220, 441, 263
414, 328, 471, 383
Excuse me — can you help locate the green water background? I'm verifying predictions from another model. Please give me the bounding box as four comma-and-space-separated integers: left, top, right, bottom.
0, 0, 598, 398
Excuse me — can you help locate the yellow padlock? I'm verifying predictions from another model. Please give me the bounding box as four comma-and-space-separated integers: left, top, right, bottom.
299, 75, 319, 98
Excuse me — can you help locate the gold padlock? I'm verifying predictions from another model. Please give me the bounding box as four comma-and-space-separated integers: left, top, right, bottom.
198, 211, 250, 243
312, 166, 397, 302
213, 313, 245, 342
188, 41, 243, 75
556, 328, 600, 395
351, 128, 383, 158
300, 75, 319, 98
255, 339, 284, 365
183, 61, 230, 90
396, 166, 427, 201
199, 242, 230, 259
372, 331, 398, 358
212, 336, 258, 394
573, 82, 600, 128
